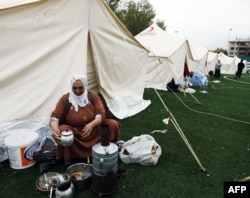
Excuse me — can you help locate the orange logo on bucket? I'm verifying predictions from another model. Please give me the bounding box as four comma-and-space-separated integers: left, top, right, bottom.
22, 142, 39, 166
21, 147, 33, 166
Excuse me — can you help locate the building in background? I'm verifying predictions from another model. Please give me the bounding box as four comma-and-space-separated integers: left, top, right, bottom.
228, 38, 250, 57
228, 38, 250, 73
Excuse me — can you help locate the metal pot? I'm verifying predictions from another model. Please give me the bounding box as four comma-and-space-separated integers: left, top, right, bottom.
66, 163, 92, 191
55, 181, 75, 198
36, 172, 61, 192
92, 142, 118, 176
36, 172, 63, 198
60, 130, 74, 147
49, 174, 70, 187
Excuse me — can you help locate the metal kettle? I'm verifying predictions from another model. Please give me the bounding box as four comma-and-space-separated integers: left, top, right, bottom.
55, 181, 75, 198
60, 130, 74, 147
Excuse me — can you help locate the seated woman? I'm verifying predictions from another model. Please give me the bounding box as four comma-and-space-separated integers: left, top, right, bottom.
50, 74, 120, 165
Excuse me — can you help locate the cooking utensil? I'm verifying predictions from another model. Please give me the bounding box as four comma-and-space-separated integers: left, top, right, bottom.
60, 130, 74, 146
55, 181, 75, 198
36, 172, 61, 192
66, 163, 92, 190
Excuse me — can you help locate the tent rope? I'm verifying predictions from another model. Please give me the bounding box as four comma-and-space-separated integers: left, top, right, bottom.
154, 89, 207, 172
187, 90, 202, 104
170, 86, 250, 125
224, 76, 250, 85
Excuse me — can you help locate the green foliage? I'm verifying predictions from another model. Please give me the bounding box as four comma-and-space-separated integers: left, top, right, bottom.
128, 0, 155, 35
212, 48, 228, 55
118, 0, 155, 35
105, 0, 122, 12
156, 19, 166, 31
106, 0, 165, 36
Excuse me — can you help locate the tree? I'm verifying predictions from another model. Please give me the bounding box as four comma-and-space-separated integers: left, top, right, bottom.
156, 19, 166, 31
105, 0, 122, 13
105, 0, 166, 36
124, 0, 155, 35
212, 48, 228, 55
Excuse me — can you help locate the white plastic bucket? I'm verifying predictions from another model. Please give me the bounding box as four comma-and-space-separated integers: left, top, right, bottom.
4, 131, 39, 169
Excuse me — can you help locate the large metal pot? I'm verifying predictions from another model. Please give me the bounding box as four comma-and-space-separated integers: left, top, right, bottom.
92, 142, 118, 176
66, 163, 92, 191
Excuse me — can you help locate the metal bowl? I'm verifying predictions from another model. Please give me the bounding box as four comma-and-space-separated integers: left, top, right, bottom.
66, 163, 92, 191
36, 172, 61, 192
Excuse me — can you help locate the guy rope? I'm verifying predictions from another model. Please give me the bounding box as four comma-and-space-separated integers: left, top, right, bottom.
154, 89, 207, 173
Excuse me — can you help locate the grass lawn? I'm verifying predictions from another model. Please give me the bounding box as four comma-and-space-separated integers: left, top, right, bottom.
0, 74, 249, 198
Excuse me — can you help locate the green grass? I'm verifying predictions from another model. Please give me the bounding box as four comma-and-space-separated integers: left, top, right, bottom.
0, 74, 249, 198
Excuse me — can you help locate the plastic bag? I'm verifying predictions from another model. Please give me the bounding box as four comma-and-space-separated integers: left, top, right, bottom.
119, 134, 161, 166
33, 136, 57, 173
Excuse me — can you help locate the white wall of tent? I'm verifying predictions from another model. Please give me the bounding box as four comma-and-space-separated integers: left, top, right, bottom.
0, 0, 247, 162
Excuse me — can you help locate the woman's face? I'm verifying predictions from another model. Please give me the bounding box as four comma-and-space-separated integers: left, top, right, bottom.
72, 80, 85, 96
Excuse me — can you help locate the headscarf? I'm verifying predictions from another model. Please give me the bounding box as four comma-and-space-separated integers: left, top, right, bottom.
68, 74, 89, 112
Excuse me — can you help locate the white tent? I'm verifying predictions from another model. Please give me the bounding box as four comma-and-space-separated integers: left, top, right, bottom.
0, 0, 152, 123
135, 23, 194, 90
187, 41, 209, 74
205, 51, 218, 74
0, 0, 155, 161
218, 52, 237, 74
233, 56, 246, 74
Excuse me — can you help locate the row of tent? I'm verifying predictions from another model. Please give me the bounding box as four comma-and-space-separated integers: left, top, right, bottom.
135, 23, 244, 91
0, 0, 245, 125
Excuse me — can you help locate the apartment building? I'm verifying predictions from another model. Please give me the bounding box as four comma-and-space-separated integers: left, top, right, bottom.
228, 38, 250, 57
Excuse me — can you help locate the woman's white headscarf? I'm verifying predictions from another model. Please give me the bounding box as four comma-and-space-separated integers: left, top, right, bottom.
68, 74, 89, 112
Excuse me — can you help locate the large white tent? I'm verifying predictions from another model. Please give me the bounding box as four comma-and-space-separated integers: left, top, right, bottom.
0, 0, 153, 161
0, 0, 152, 122
135, 23, 194, 90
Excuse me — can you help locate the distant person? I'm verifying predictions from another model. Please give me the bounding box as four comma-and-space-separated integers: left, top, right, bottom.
214, 60, 222, 78
235, 59, 245, 79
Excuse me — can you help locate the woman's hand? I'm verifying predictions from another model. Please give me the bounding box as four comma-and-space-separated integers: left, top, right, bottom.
52, 128, 61, 141
81, 123, 93, 138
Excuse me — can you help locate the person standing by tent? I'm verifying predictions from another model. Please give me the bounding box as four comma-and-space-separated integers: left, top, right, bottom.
214, 60, 222, 78
235, 59, 245, 79
50, 74, 120, 165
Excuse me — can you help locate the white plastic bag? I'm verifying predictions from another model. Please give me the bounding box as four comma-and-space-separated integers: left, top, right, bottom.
119, 134, 162, 166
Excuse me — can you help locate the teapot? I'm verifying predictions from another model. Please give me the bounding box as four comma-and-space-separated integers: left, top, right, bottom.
60, 130, 74, 147
55, 181, 75, 198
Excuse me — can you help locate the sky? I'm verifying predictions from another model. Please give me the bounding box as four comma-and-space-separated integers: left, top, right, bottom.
147, 0, 250, 50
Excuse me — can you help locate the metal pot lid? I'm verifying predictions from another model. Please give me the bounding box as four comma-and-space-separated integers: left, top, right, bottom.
61, 130, 73, 136
92, 143, 118, 155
